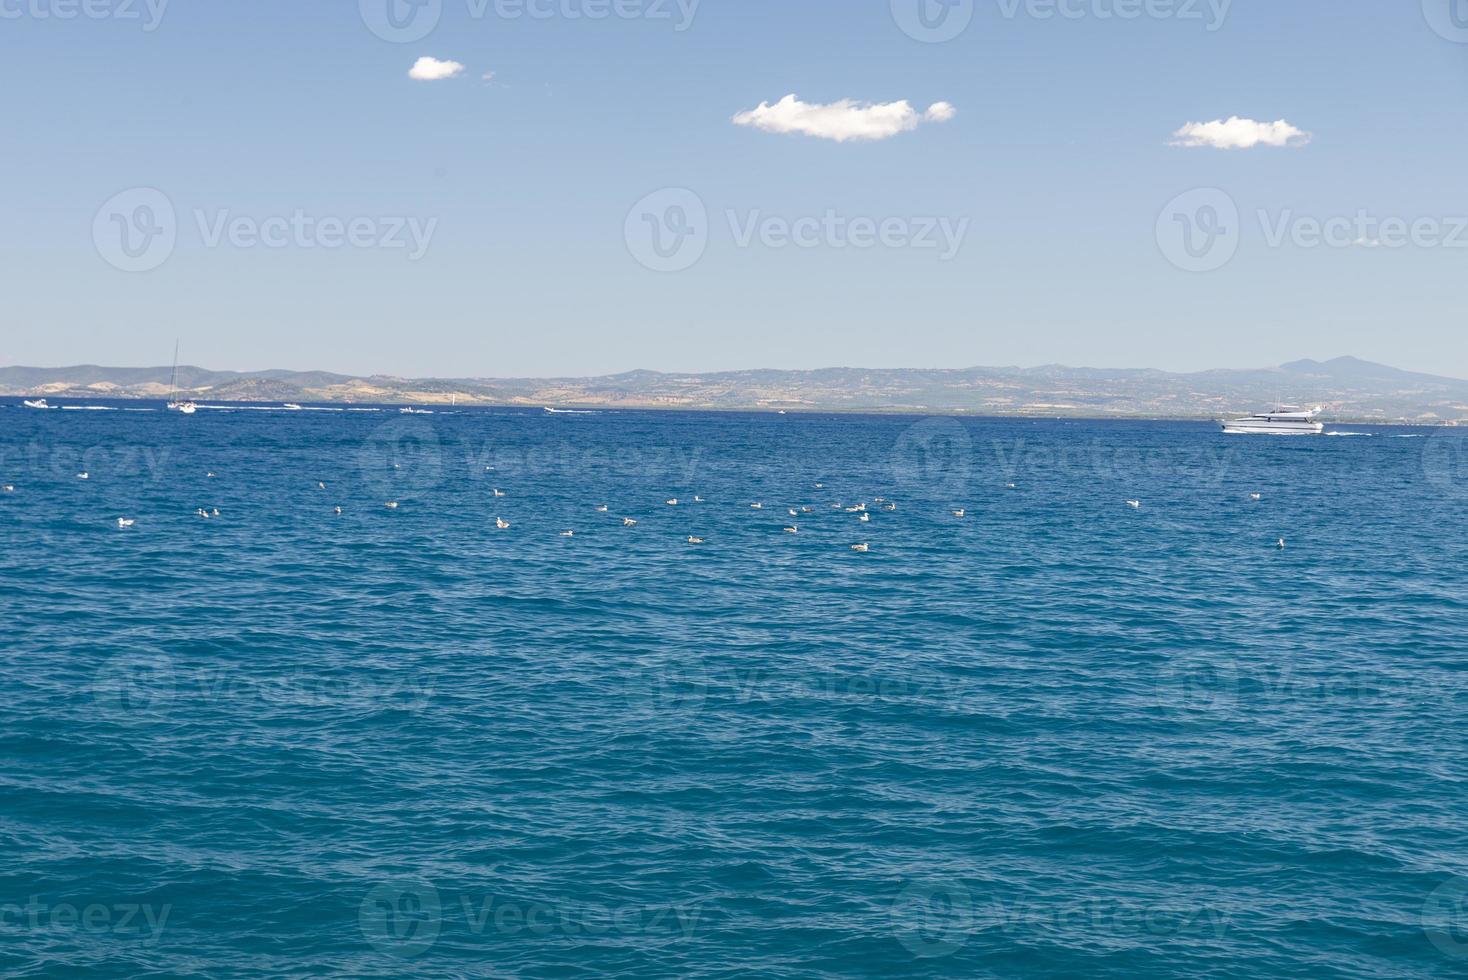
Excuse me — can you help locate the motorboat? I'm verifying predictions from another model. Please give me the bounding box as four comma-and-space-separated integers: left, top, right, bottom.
1221, 405, 1325, 435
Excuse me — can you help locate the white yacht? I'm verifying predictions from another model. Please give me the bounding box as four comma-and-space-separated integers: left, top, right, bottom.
1221, 405, 1324, 435
22, 398, 50, 409
165, 341, 197, 414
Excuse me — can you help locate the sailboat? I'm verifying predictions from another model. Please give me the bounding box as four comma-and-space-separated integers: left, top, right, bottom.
166, 342, 197, 414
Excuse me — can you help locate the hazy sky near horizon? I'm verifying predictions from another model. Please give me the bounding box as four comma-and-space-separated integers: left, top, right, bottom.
3, 1, 1467, 379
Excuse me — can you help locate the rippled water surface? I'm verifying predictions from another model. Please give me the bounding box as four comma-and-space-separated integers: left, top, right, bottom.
2, 403, 1466, 977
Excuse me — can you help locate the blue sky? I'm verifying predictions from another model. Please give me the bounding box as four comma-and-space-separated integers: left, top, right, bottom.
2, 1, 1466, 378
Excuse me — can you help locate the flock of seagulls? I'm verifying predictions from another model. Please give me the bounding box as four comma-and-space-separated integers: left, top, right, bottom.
1, 468, 1287, 550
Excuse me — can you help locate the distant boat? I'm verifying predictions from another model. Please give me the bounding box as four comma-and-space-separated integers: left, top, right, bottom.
283, 403, 302, 411
1221, 405, 1324, 435
22, 399, 50, 409
399, 407, 433, 415
165, 341, 196, 414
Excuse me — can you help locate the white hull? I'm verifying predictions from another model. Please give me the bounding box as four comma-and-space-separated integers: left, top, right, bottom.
22, 399, 50, 410
1221, 421, 1324, 435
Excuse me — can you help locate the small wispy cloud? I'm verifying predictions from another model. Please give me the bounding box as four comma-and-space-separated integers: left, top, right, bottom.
732, 95, 956, 143
408, 57, 465, 82
1169, 116, 1311, 150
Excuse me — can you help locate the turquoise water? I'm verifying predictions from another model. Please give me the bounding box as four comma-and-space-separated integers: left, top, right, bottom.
2, 403, 1466, 977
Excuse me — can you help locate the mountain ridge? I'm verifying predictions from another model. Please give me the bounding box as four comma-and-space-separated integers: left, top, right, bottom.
3, 357, 1466, 421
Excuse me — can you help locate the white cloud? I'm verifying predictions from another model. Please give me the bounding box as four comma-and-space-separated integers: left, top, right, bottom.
1169, 116, 1311, 150
925, 101, 957, 123
408, 57, 465, 82
732, 95, 957, 143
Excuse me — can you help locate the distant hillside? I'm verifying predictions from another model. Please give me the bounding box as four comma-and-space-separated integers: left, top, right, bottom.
3, 357, 1466, 422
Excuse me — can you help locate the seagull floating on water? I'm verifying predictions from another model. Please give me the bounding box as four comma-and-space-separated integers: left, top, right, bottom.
859, 513, 870, 523
595, 505, 608, 513
952, 509, 966, 518
1276, 538, 1286, 549
77, 472, 89, 480
207, 472, 216, 479
493, 489, 506, 497
117, 518, 135, 528
1126, 500, 1140, 509
687, 536, 704, 544
784, 525, 798, 534
1249, 493, 1262, 501
2, 485, 12, 493
750, 503, 763, 510
334, 506, 343, 515
851, 543, 870, 553
318, 482, 326, 490
693, 496, 704, 503
385, 501, 399, 509
560, 530, 574, 537
623, 517, 637, 527
884, 503, 896, 511
496, 517, 510, 529
666, 499, 678, 506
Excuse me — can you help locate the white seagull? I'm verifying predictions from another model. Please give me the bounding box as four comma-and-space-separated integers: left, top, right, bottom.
493, 489, 506, 497
952, 509, 966, 518
1249, 493, 1262, 501
687, 536, 704, 544
496, 517, 510, 529
334, 506, 343, 515
385, 501, 399, 509
117, 518, 135, 528
859, 513, 870, 523
560, 530, 574, 538
784, 525, 798, 534
751, 503, 763, 510
1126, 500, 1141, 509
77, 472, 89, 480
623, 518, 637, 527
851, 543, 870, 553
1276, 538, 1286, 549
596, 505, 609, 513
2, 485, 12, 493
666, 499, 679, 506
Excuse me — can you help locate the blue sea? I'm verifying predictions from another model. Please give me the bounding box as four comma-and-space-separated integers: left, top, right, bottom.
2, 401, 1466, 977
